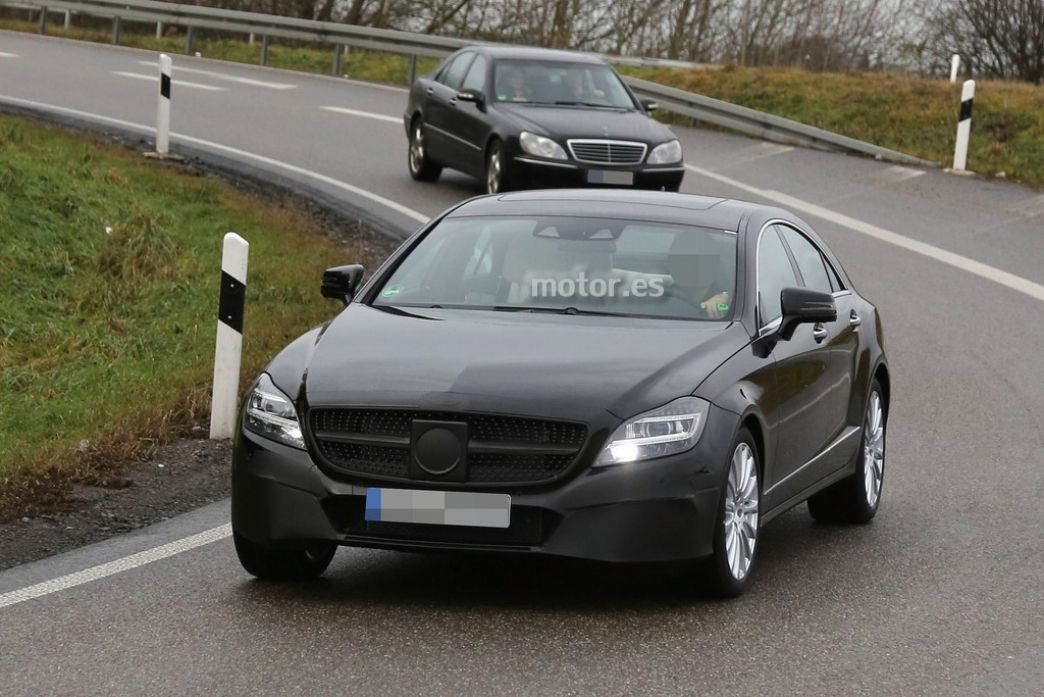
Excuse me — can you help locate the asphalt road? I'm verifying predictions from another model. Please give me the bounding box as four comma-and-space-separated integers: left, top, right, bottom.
1, 30, 1043, 696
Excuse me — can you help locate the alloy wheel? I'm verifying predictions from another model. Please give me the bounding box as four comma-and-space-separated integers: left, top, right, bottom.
724, 442, 759, 581
486, 147, 502, 193
863, 390, 885, 508
409, 125, 425, 175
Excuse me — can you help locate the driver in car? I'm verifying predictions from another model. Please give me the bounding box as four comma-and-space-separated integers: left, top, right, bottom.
664, 233, 733, 320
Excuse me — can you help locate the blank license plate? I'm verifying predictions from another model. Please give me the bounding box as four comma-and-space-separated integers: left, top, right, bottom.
364, 488, 511, 528
587, 169, 634, 185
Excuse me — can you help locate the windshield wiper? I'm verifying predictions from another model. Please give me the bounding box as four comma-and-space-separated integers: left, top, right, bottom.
492, 305, 621, 316
552, 100, 621, 109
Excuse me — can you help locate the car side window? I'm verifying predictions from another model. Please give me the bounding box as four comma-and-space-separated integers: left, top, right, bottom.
778, 225, 832, 294
461, 55, 488, 93
757, 225, 798, 326
437, 53, 474, 90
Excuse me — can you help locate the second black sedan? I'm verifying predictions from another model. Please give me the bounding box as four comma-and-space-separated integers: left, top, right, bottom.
403, 47, 685, 193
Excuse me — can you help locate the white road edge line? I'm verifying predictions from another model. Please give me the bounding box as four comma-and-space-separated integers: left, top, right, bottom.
137, 61, 296, 90
685, 164, 1044, 303
0, 97, 428, 223
0, 52, 19, 58
113, 71, 228, 92
0, 524, 231, 610
321, 106, 401, 124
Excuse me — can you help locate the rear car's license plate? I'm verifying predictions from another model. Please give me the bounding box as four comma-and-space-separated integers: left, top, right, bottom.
364, 488, 511, 528
587, 169, 634, 185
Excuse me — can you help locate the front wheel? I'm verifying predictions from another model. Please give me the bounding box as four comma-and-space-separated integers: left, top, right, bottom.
808, 380, 886, 524
408, 121, 442, 182
707, 429, 761, 597
484, 141, 513, 194
234, 531, 336, 581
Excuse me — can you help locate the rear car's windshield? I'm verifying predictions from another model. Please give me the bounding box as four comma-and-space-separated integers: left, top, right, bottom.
492, 60, 635, 109
372, 216, 738, 321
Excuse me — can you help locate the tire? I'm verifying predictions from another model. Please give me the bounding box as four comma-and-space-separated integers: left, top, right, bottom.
808, 379, 886, 524
407, 120, 442, 182
707, 428, 761, 597
233, 531, 336, 581
484, 140, 513, 194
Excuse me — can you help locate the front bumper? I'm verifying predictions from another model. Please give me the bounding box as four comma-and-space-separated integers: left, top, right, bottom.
232, 406, 736, 564
511, 155, 685, 191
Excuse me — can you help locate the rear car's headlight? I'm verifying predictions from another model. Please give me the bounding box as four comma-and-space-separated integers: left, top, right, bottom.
520, 131, 567, 160
594, 396, 709, 466
244, 374, 305, 449
647, 139, 682, 164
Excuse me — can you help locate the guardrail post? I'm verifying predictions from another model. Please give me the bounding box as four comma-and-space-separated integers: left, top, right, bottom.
952, 79, 975, 171
332, 44, 344, 75
407, 54, 417, 85
111, 16, 121, 44
185, 26, 195, 55
156, 21, 163, 39
260, 35, 270, 65
64, 10, 71, 29
210, 232, 249, 440
37, 6, 47, 34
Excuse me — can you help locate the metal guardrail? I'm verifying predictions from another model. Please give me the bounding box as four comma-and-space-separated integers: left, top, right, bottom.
2, 0, 935, 166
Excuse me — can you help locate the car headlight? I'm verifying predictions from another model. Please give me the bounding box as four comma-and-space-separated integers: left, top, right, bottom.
244, 373, 305, 449
647, 139, 682, 164
594, 396, 709, 466
519, 131, 567, 160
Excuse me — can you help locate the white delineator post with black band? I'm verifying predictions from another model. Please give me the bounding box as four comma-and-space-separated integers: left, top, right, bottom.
953, 79, 975, 171
156, 53, 172, 155
210, 232, 249, 439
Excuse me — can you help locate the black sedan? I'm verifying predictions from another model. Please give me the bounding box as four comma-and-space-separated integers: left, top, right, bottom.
403, 47, 685, 194
232, 190, 889, 596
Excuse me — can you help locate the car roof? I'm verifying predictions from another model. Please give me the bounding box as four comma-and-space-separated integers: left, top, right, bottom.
446, 190, 768, 232
469, 46, 606, 65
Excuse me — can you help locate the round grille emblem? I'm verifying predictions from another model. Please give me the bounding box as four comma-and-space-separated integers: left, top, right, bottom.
414, 427, 463, 475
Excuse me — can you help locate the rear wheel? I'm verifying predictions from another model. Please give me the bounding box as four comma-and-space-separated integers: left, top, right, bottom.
408, 121, 442, 182
707, 429, 761, 597
234, 531, 336, 581
808, 380, 886, 524
484, 140, 513, 194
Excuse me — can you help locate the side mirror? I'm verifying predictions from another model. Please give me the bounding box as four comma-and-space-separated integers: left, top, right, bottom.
640, 98, 658, 113
321, 264, 365, 306
778, 287, 836, 341
456, 89, 487, 110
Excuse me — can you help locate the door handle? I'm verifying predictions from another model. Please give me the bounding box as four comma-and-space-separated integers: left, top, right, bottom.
812, 323, 828, 343
849, 310, 862, 328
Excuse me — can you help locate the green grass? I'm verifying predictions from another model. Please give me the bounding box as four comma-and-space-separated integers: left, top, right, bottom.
0, 115, 391, 516
620, 65, 1044, 186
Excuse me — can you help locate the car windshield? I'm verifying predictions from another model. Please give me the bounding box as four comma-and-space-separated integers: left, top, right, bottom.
492, 59, 635, 109
372, 216, 738, 321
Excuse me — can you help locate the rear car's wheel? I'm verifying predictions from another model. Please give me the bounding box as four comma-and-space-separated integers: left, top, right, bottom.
233, 531, 336, 580
484, 140, 513, 194
408, 121, 442, 182
808, 379, 886, 524
708, 429, 761, 597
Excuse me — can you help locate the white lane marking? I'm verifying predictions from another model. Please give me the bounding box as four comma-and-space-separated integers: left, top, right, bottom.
0, 96, 429, 224
321, 106, 400, 124
0, 52, 19, 58
0, 525, 231, 610
113, 71, 227, 92
686, 164, 1044, 303
137, 61, 296, 90
754, 143, 794, 157
869, 165, 925, 186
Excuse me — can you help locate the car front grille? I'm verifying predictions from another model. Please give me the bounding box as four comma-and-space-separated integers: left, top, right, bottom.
309, 408, 588, 486
567, 139, 648, 165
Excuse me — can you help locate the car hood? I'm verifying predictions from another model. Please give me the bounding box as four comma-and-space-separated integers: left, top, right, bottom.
496, 104, 674, 145
303, 305, 746, 424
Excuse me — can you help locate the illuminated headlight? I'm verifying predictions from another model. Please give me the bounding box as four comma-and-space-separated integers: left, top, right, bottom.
519, 131, 567, 160
647, 139, 683, 164
244, 373, 305, 449
594, 396, 709, 466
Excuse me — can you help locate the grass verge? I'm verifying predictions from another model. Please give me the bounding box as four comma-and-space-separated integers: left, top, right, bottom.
0, 114, 392, 519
